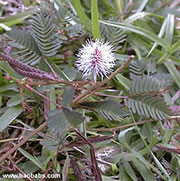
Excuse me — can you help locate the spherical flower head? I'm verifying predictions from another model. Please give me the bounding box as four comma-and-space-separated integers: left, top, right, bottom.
76, 39, 116, 82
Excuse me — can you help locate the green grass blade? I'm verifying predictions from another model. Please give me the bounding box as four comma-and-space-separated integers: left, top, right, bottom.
130, 111, 170, 179
157, 39, 180, 64
18, 147, 45, 170
123, 162, 138, 181
146, 15, 167, 58
123, 12, 163, 24
165, 60, 180, 88
91, 0, 101, 39
115, 73, 130, 91
50, 85, 56, 110
69, 0, 90, 30
0, 105, 22, 132
132, 158, 156, 181
156, 14, 175, 64
0, 10, 32, 23
164, 14, 175, 45
99, 20, 170, 50
114, 0, 123, 21
136, 0, 148, 12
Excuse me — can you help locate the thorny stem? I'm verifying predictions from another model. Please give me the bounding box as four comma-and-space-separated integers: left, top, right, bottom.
29, 79, 90, 87
25, 84, 63, 109
5, 75, 89, 87
0, 57, 133, 163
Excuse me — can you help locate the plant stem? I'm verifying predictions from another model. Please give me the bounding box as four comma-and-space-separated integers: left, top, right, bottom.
0, 56, 134, 163
72, 55, 134, 104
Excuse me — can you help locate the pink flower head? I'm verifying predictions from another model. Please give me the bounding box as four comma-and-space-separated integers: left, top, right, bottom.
76, 39, 115, 82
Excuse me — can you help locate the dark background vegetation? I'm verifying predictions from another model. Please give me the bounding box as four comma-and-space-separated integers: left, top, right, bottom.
0, 0, 180, 180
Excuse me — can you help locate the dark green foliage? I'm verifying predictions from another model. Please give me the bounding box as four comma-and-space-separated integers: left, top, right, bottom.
128, 94, 170, 120
62, 86, 75, 108
30, 10, 62, 56
100, 20, 126, 47
55, 3, 86, 37
63, 108, 84, 125
47, 109, 69, 135
130, 76, 170, 95
3, 6, 62, 65
47, 108, 84, 135
80, 100, 129, 121
1, 0, 180, 180
4, 28, 41, 65
129, 60, 147, 79
151, 73, 173, 84
128, 76, 171, 120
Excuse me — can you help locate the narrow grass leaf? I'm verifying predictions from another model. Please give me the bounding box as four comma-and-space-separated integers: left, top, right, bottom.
0, 61, 19, 78
156, 14, 175, 63
18, 147, 45, 170
165, 60, 180, 88
69, 0, 90, 30
123, 12, 162, 24
50, 84, 56, 110
119, 165, 131, 181
7, 95, 21, 107
146, 15, 167, 58
157, 39, 180, 64
0, 10, 32, 23
0, 105, 22, 132
164, 14, 174, 45
99, 20, 170, 50
123, 162, 137, 181
115, 74, 130, 91
132, 158, 156, 181
135, 0, 148, 12
91, 0, 101, 39
118, 127, 136, 149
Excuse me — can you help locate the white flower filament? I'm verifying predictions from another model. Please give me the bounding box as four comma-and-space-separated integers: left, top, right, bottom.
76, 39, 115, 82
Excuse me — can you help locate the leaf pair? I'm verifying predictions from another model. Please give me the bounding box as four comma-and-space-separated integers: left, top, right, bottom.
3, 6, 62, 65
47, 108, 84, 137
128, 76, 171, 120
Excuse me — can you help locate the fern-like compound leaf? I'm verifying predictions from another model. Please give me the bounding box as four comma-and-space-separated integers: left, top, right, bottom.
4, 28, 41, 65
128, 94, 170, 120
130, 76, 170, 96
100, 21, 126, 47
129, 60, 147, 79
55, 3, 86, 37
80, 101, 129, 121
30, 10, 62, 57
